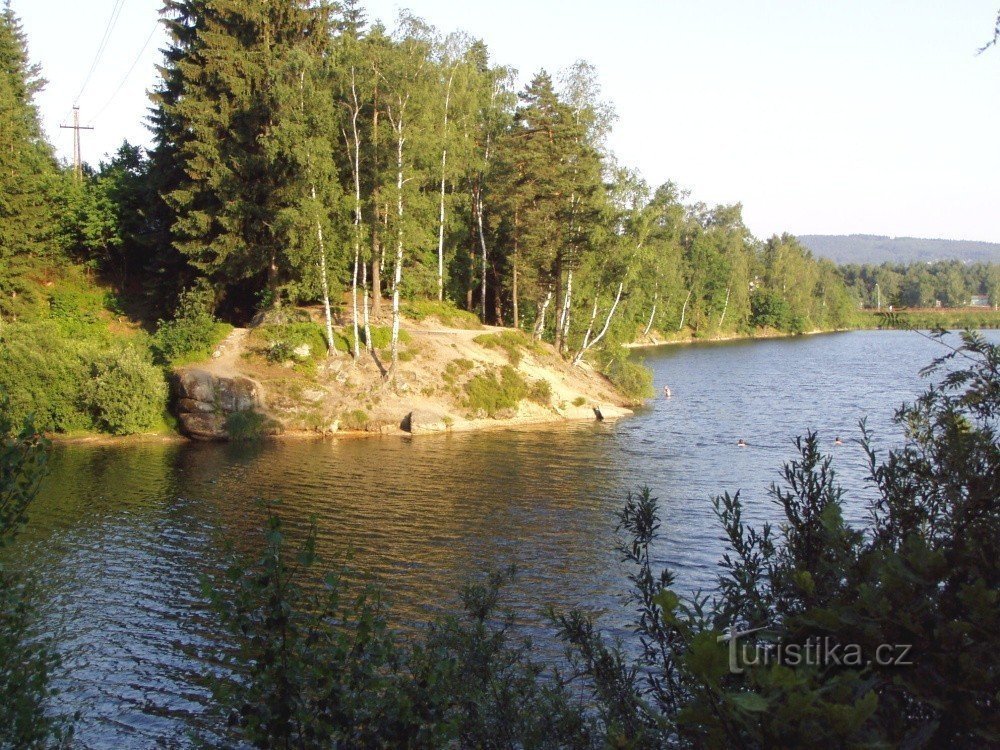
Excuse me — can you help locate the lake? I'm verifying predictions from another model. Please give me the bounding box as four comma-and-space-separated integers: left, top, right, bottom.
10, 329, 993, 748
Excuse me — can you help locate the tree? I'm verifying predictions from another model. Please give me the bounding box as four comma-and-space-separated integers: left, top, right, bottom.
0, 2, 62, 321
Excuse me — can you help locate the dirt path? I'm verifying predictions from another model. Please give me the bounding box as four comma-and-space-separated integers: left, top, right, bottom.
195, 327, 249, 378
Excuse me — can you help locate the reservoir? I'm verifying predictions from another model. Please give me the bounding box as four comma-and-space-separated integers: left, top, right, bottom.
12, 329, 994, 747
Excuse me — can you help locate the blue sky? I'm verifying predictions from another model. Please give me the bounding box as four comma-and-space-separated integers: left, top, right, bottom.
12, 0, 1000, 244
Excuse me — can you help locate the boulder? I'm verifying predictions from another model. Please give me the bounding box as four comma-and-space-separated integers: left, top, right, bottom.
400, 409, 451, 435
172, 368, 272, 440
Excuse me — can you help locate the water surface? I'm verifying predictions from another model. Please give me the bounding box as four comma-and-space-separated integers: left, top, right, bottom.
13, 329, 993, 747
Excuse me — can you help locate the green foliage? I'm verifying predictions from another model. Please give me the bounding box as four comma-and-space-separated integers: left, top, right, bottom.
360, 325, 410, 351
572, 396, 586, 407
224, 410, 276, 442
528, 378, 553, 406
464, 365, 530, 417
600, 352, 654, 403
338, 409, 369, 431
552, 331, 1000, 747
0, 399, 70, 747
152, 286, 232, 366
83, 347, 167, 435
403, 299, 483, 329
474, 330, 541, 365
255, 322, 329, 364
750, 288, 793, 330
206, 514, 595, 749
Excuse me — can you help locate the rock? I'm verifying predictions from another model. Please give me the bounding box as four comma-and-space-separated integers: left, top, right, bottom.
173, 368, 273, 441
292, 343, 312, 360
178, 412, 227, 441
401, 409, 451, 434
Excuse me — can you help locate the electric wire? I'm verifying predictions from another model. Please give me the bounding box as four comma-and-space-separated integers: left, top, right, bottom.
74, 0, 127, 103
90, 20, 161, 123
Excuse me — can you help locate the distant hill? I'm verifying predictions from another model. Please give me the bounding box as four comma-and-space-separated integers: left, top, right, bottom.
796, 234, 1000, 265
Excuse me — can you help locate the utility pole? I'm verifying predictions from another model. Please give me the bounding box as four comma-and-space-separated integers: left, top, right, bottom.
59, 106, 94, 181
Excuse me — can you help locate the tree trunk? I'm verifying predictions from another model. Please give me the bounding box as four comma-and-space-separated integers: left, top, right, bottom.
476, 189, 488, 321
642, 292, 658, 340
512, 258, 519, 329
311, 184, 335, 354
573, 281, 625, 365
559, 268, 574, 352
533, 288, 553, 340
718, 285, 731, 330
436, 66, 457, 303
389, 125, 405, 376
678, 289, 692, 331
347, 68, 363, 360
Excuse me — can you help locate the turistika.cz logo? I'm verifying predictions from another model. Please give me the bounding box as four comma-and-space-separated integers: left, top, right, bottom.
717, 625, 913, 675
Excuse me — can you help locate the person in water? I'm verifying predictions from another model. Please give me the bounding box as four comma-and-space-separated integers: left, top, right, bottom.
737, 438, 747, 447
663, 384, 672, 398
835, 436, 843, 445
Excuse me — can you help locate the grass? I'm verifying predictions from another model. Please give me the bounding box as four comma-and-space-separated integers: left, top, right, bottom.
464, 365, 530, 418
442, 358, 475, 386
339, 409, 369, 431
473, 330, 542, 366
225, 410, 279, 441
403, 299, 482, 329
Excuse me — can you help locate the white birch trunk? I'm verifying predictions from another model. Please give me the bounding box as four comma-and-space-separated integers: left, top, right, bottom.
573, 281, 625, 365
436, 66, 457, 302
533, 288, 553, 340
311, 184, 335, 354
642, 292, 658, 339
718, 285, 731, 330
678, 289, 692, 331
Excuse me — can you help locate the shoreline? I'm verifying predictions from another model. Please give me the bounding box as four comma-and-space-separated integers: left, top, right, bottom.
48, 406, 631, 446
625, 327, 853, 350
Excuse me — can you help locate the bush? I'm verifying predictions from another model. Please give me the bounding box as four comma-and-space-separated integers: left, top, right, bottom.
464, 365, 529, 417
601, 354, 654, 403
152, 315, 231, 367
205, 516, 593, 749
474, 330, 540, 365
403, 299, 483, 329
339, 409, 369, 431
528, 378, 552, 406
0, 402, 70, 747
0, 323, 92, 432
83, 347, 167, 435
255, 322, 328, 364
360, 325, 410, 351
225, 410, 277, 441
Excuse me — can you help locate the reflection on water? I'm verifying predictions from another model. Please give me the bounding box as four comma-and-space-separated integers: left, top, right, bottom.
10, 329, 996, 748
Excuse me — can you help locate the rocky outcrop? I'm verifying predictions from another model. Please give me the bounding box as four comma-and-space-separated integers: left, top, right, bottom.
400, 409, 451, 435
172, 369, 271, 440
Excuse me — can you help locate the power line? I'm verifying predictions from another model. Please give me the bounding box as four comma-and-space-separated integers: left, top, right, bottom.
74, 0, 127, 103
90, 20, 161, 123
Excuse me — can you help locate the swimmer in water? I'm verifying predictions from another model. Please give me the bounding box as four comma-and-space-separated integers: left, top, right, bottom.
737, 438, 747, 447
663, 385, 672, 398
835, 436, 843, 445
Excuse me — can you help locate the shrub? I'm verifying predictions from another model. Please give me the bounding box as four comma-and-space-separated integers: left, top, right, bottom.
339, 409, 369, 431
205, 516, 593, 749
528, 378, 552, 406
0, 403, 70, 747
152, 314, 231, 367
464, 365, 529, 417
0, 322, 92, 432
572, 396, 586, 407
225, 410, 277, 441
474, 330, 540, 365
360, 325, 410, 351
83, 347, 167, 435
403, 299, 483, 329
256, 322, 328, 364
601, 354, 654, 403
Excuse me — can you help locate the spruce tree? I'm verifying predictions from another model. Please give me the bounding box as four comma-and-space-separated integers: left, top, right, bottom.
0, 2, 61, 319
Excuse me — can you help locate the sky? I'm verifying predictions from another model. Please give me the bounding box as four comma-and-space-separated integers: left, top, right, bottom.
12, 0, 1000, 244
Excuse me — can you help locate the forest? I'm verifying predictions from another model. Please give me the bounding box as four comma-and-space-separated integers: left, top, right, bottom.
0, 0, 873, 436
